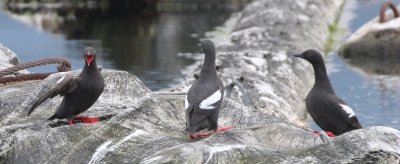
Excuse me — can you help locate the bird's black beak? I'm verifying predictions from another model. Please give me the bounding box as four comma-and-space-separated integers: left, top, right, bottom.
292, 54, 304, 59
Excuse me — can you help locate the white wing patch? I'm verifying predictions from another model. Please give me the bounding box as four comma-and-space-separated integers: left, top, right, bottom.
56, 75, 66, 84
184, 94, 189, 110
340, 104, 355, 118
199, 89, 222, 110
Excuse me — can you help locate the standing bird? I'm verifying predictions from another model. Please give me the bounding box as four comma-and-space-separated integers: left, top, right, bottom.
293, 49, 362, 136
185, 39, 234, 139
28, 47, 105, 125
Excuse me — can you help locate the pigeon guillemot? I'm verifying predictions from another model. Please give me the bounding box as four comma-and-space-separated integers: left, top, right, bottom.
28, 47, 105, 125
293, 49, 362, 136
185, 39, 234, 139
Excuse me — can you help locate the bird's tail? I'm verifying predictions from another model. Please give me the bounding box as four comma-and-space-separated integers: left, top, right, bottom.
185, 106, 194, 132
48, 115, 57, 121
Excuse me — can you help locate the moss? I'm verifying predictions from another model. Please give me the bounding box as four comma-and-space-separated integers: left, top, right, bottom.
323, 1, 346, 54
324, 21, 338, 54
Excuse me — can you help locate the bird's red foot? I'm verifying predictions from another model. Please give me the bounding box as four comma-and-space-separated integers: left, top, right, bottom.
214, 125, 235, 132
325, 131, 336, 138
68, 116, 99, 125
312, 131, 336, 138
189, 132, 211, 139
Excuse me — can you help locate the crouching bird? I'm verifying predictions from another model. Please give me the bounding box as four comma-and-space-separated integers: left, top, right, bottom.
28, 47, 105, 125
185, 39, 234, 139
293, 49, 362, 137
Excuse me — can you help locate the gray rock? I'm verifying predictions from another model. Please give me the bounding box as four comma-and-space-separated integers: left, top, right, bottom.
0, 42, 31, 76
0, 43, 20, 70
283, 127, 400, 163
0, 69, 318, 163
339, 5, 400, 75
1, 0, 400, 163
170, 0, 344, 127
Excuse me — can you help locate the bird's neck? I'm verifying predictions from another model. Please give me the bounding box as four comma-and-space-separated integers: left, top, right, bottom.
199, 54, 217, 78
83, 60, 99, 75
313, 64, 335, 94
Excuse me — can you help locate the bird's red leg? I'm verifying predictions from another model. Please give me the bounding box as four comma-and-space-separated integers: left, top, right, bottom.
71, 116, 99, 124
325, 131, 336, 137
188, 125, 235, 139
214, 125, 235, 132
312, 130, 320, 135
312, 131, 336, 138
189, 132, 211, 139
67, 120, 74, 125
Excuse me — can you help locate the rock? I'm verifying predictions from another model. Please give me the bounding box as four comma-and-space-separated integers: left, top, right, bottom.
0, 70, 152, 163
0, 43, 20, 70
339, 3, 400, 75
284, 127, 400, 163
0, 42, 30, 76
144, 126, 400, 163
1, 0, 400, 163
0, 69, 318, 163
0, 69, 345, 163
170, 0, 344, 127
1, 69, 400, 163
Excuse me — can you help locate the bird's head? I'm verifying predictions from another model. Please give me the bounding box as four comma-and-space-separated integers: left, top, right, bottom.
83, 47, 96, 66
198, 39, 215, 56
292, 49, 324, 65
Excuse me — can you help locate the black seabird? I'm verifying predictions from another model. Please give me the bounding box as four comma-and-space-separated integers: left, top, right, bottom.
185, 39, 234, 139
293, 49, 362, 136
28, 47, 105, 125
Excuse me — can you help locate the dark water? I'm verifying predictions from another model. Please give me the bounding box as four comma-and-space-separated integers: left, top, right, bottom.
311, 0, 400, 131
0, 3, 238, 91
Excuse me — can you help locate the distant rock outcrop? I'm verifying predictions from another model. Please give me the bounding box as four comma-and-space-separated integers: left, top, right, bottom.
339, 2, 400, 75
0, 43, 20, 70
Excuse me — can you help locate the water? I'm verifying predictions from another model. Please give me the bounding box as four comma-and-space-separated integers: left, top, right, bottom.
0, 3, 238, 91
310, 0, 400, 131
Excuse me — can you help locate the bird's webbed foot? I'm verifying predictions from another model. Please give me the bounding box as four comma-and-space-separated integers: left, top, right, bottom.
312, 131, 336, 137
214, 125, 235, 133
189, 132, 211, 139
67, 116, 99, 125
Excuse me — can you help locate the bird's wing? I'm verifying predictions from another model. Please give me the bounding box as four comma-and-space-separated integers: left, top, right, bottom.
184, 94, 190, 110
307, 93, 362, 134
198, 86, 223, 110
28, 74, 79, 115
336, 103, 363, 128
332, 96, 362, 129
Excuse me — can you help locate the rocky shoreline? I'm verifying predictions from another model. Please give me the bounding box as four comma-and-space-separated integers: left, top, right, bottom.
1, 0, 400, 163
170, 0, 344, 126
